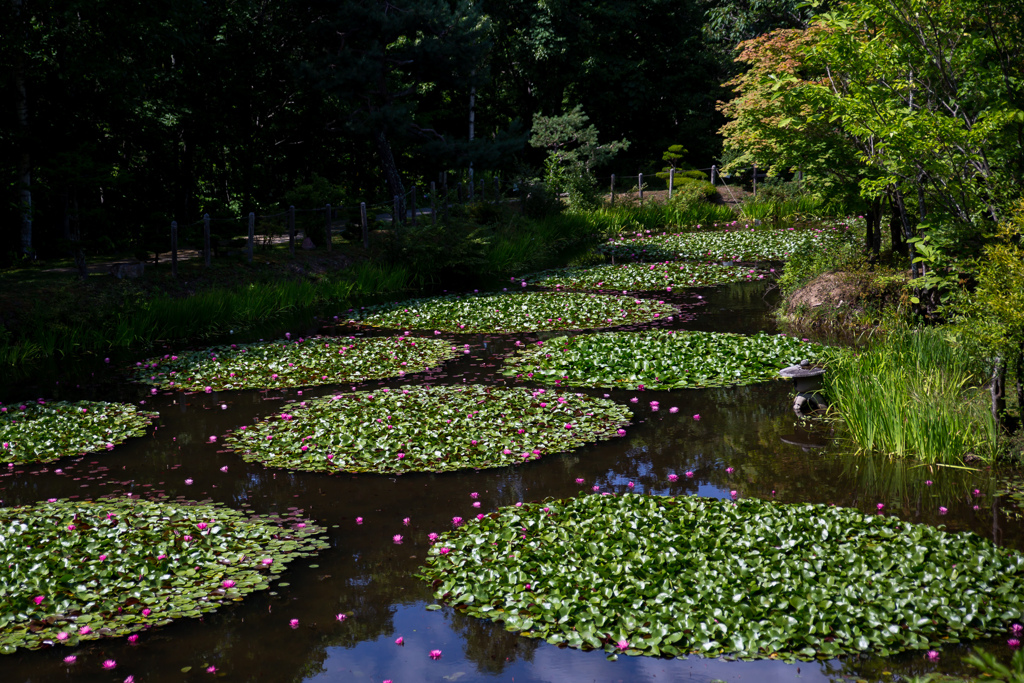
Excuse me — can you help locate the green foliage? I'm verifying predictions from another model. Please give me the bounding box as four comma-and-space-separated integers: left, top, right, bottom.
965, 647, 1024, 683
962, 201, 1024, 361
282, 175, 348, 245
669, 178, 718, 205
0, 498, 328, 653
420, 494, 1024, 660
223, 385, 632, 474
776, 231, 868, 299
133, 335, 459, 392
825, 329, 998, 464
349, 292, 676, 334
0, 400, 155, 464
503, 330, 824, 390
530, 106, 629, 209
525, 262, 764, 291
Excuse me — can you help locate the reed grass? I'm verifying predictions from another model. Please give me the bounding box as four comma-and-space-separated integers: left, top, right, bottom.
825, 328, 998, 465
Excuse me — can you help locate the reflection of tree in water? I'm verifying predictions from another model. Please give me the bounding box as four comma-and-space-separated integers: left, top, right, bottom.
448, 609, 539, 674
817, 641, 987, 682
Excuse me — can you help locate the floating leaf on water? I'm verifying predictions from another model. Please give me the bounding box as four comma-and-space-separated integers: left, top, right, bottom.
0, 498, 328, 653
504, 330, 826, 390
223, 385, 631, 474
418, 494, 1024, 661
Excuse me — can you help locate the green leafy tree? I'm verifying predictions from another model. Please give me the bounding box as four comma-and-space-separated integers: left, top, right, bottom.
530, 105, 629, 208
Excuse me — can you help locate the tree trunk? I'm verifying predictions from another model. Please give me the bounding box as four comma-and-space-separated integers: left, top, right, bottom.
865, 196, 882, 258
888, 193, 906, 256
375, 128, 406, 217
13, 0, 32, 256
892, 188, 918, 278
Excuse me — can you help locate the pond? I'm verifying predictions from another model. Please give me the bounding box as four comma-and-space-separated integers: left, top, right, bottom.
0, 281, 1020, 683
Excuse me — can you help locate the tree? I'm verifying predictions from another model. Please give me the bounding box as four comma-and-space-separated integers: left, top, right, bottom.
305, 0, 491, 207
530, 105, 629, 207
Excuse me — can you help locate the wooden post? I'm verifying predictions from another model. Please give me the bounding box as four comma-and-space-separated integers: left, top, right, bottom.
711, 165, 717, 186
325, 203, 332, 251
610, 174, 616, 205
668, 168, 675, 199
638, 173, 644, 204
288, 205, 295, 256
247, 212, 254, 262
393, 195, 401, 228
203, 213, 211, 267
468, 168, 474, 201
411, 186, 417, 227
360, 202, 369, 249
430, 182, 437, 226
443, 181, 450, 224
171, 220, 178, 277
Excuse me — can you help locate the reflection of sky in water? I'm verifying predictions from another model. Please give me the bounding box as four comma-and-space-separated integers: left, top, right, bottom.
310, 603, 839, 683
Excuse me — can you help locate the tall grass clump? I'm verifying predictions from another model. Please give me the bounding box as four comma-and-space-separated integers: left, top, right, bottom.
825, 328, 998, 464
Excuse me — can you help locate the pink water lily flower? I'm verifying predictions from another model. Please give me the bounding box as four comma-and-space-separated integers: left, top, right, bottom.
395, 636, 404, 645
617, 639, 629, 650
289, 619, 299, 629
429, 649, 442, 659
668, 474, 678, 482
102, 660, 117, 670
393, 534, 404, 544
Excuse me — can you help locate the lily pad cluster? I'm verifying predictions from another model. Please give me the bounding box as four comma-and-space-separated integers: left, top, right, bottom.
503, 330, 824, 389
524, 262, 762, 292
419, 494, 1024, 660
0, 400, 155, 465
0, 498, 328, 653
133, 335, 460, 391
602, 226, 851, 263
349, 292, 677, 333
222, 384, 632, 474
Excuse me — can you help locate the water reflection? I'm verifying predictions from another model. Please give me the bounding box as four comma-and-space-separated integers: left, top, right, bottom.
0, 282, 1020, 682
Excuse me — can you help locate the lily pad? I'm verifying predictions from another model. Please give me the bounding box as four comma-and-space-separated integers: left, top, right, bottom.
525, 262, 764, 291
348, 292, 677, 333
419, 494, 1024, 660
601, 225, 853, 263
0, 498, 328, 652
0, 400, 156, 464
133, 335, 460, 391
222, 385, 632, 474
503, 330, 824, 389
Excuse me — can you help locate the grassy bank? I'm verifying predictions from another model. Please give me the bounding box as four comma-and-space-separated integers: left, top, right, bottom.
0, 202, 612, 370
824, 328, 998, 465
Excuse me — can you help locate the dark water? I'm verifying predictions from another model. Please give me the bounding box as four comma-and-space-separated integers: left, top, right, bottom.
1, 283, 1021, 683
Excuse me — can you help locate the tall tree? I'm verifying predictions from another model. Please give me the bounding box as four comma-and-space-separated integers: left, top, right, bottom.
305, 0, 491, 205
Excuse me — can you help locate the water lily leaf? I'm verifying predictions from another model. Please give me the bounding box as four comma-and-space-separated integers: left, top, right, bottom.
418, 495, 1024, 661
525, 262, 764, 291
0, 498, 328, 653
0, 400, 156, 465
224, 385, 631, 474
504, 330, 825, 390
133, 335, 460, 392
600, 225, 853, 263
349, 292, 676, 334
